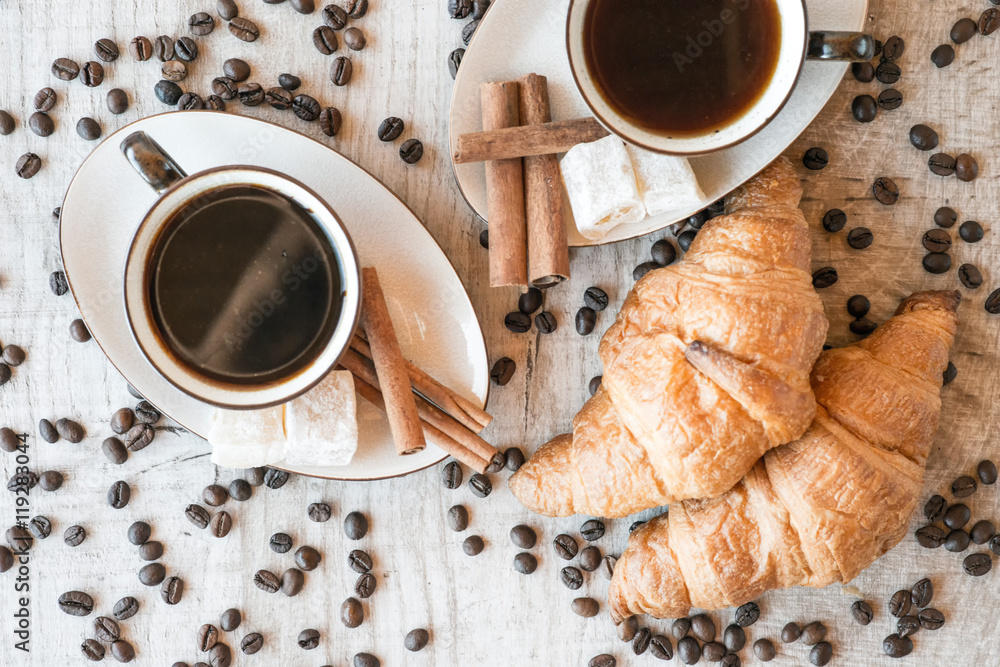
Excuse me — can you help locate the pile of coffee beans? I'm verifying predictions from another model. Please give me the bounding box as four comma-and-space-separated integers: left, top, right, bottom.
850, 35, 904, 123
880, 578, 945, 658
503, 286, 558, 335
445, 0, 490, 78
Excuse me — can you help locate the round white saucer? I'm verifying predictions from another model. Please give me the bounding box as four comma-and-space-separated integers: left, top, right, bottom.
449, 0, 869, 246
60, 111, 489, 481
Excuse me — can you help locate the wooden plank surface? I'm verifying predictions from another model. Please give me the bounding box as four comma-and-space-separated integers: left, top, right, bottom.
0, 0, 998, 665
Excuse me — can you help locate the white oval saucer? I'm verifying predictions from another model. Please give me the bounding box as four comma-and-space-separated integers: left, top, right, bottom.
449, 0, 869, 246
61, 111, 489, 481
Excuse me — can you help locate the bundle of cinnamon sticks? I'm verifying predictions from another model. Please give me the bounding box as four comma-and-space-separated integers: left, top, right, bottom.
475, 74, 575, 289
342, 267, 497, 473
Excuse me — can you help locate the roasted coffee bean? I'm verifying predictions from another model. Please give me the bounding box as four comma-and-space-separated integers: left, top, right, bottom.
355, 572, 377, 597
572, 597, 599, 618
54, 418, 84, 443
934, 206, 958, 228
190, 12, 216, 35
400, 138, 424, 164
852, 599, 874, 625
113, 596, 139, 621
916, 525, 947, 548
263, 467, 289, 489
207, 642, 230, 666
929, 152, 957, 176
80, 61, 105, 86
186, 504, 211, 529
918, 608, 945, 630
218, 0, 239, 19
846, 227, 874, 250
290, 0, 315, 13
8, 471, 37, 494
139, 541, 163, 561
16, 153, 42, 179
378, 117, 405, 141
486, 452, 505, 474
951, 17, 979, 43
341, 597, 364, 627
670, 618, 692, 640
110, 408, 134, 434
978, 459, 997, 485
882, 35, 905, 60
677, 230, 697, 252
703, 642, 726, 662
153, 35, 175, 61
910, 579, 933, 608
110, 640, 135, 663
175, 36, 198, 61
812, 267, 838, 289
212, 77, 239, 100
580, 288, 609, 315
323, 3, 349, 28
518, 287, 543, 314
124, 423, 154, 451
561, 566, 583, 590
953, 475, 978, 498
677, 637, 701, 665
852, 94, 877, 123
52, 57, 81, 80
943, 361, 958, 386
344, 511, 368, 540
648, 634, 672, 660
723, 624, 746, 652
580, 519, 605, 542
314, 26, 339, 54
872, 177, 899, 205
0, 428, 18, 453
1, 346, 23, 367
801, 621, 826, 645
238, 82, 264, 106
735, 601, 759, 627
354, 653, 381, 667
889, 590, 912, 617
509, 525, 536, 549
442, 461, 463, 489
513, 552, 537, 575
78, 118, 103, 140
207, 96, 226, 112
297, 628, 320, 650
448, 0, 473, 18
982, 7, 1000, 35
245, 467, 266, 486
28, 516, 51, 539
922, 229, 952, 254
781, 622, 801, 643
809, 641, 833, 666
155, 80, 183, 106
553, 533, 578, 560
305, 502, 331, 523
81, 638, 105, 661
691, 614, 716, 642
822, 208, 847, 232
223, 58, 251, 82
6, 526, 32, 552
346, 0, 369, 18
108, 480, 130, 509
883, 633, 913, 658
240, 632, 264, 654
469, 473, 491, 497
292, 94, 321, 121
461, 19, 480, 44
128, 520, 151, 545
38, 471, 62, 492
909, 124, 938, 151
846, 295, 871, 319
209, 511, 232, 538
344, 27, 366, 50
851, 61, 874, 82
986, 289, 1000, 314
923, 253, 951, 274
960, 220, 984, 243
203, 484, 228, 507
254, 569, 280, 593
34, 87, 57, 112
129, 36, 152, 61
463, 535, 484, 556
349, 549, 373, 573
878, 88, 903, 110
490, 357, 515, 386
504, 448, 525, 473
198, 624, 219, 651
294, 545, 321, 571
944, 503, 970, 528
959, 264, 984, 289
331, 56, 353, 85
448, 48, 465, 79
504, 311, 533, 332
29, 112, 54, 137
401, 628, 429, 652
281, 568, 305, 596
955, 153, 979, 182
751, 638, 775, 661
319, 107, 343, 136
588, 375, 603, 396
0, 110, 13, 135
964, 552, 992, 576
228, 478, 251, 502
229, 17, 260, 41
139, 562, 166, 586
945, 528, 970, 552
575, 307, 597, 335
802, 147, 828, 170
220, 608, 242, 632
875, 61, 900, 84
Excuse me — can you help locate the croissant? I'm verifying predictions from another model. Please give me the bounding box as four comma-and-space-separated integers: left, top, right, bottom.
510, 158, 828, 517
607, 290, 960, 621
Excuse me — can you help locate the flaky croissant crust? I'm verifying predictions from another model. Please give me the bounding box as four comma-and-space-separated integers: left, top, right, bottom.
608, 290, 960, 621
510, 158, 828, 517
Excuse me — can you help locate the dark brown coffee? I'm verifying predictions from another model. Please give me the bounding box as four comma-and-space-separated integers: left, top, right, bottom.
148, 185, 341, 385
583, 0, 782, 137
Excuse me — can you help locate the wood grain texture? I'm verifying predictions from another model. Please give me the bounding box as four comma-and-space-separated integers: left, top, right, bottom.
0, 0, 997, 665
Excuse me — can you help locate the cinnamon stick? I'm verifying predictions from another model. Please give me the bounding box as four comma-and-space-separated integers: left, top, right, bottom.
359, 268, 425, 456
454, 117, 609, 164
518, 73, 570, 288
350, 374, 490, 473
350, 333, 492, 433
481, 81, 528, 287
340, 349, 497, 467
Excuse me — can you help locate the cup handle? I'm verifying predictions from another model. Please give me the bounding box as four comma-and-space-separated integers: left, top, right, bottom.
807, 31, 876, 62
120, 131, 188, 194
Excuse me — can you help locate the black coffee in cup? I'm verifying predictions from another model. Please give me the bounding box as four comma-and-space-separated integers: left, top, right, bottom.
583, 0, 782, 137
147, 184, 342, 385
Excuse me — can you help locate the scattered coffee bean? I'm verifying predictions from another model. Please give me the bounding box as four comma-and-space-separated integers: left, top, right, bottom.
263, 467, 289, 489
378, 117, 405, 141
944, 503, 971, 529
331, 56, 353, 85
161, 576, 184, 605
953, 475, 977, 498
190, 12, 216, 35
976, 460, 997, 485
889, 590, 912, 618
28, 516, 51, 539
909, 124, 938, 151
108, 481, 130, 509
355, 572, 377, 597
943, 361, 958, 385
513, 552, 537, 574
934, 207, 957, 228
341, 597, 364, 627
34, 87, 57, 112
354, 653, 380, 667
442, 461, 463, 489
347, 0, 369, 18
872, 177, 899, 205
929, 153, 957, 176
469, 473, 491, 497
240, 632, 264, 655
0, 110, 13, 135
344, 27, 366, 50
39, 471, 62, 492
809, 641, 833, 666
348, 549, 373, 573
916, 524, 947, 548
281, 568, 305, 596
703, 642, 726, 662
911, 578, 933, 607
220, 608, 241, 632
878, 88, 903, 110
964, 552, 992, 576
724, 624, 746, 652
253, 569, 280, 593
735, 601, 759, 627
677, 637, 701, 665
313, 26, 339, 54
29, 111, 54, 137
923, 229, 952, 254
128, 521, 151, 546
847, 227, 873, 249
400, 138, 424, 164
489, 357, 516, 386
883, 633, 913, 658
139, 562, 166, 586
229, 479, 251, 501
800, 621, 826, 645
923, 253, 952, 274
955, 154, 979, 182
753, 638, 776, 661
918, 608, 945, 630
155, 80, 183, 106
561, 566, 583, 590
448, 48, 465, 79
812, 267, 838, 289
198, 623, 220, 652
238, 82, 265, 106
852, 95, 877, 123
55, 418, 84, 443
124, 423, 154, 451
81, 638, 105, 661
504, 311, 531, 333
876, 61, 901, 84
852, 61, 874, 82
670, 618, 692, 640
463, 535, 484, 556
209, 511, 232, 538
403, 628, 429, 652
987, 288, 1000, 314
945, 528, 970, 552
822, 209, 846, 233
186, 504, 211, 529
110, 640, 135, 663
175, 37, 198, 61
202, 484, 228, 507
951, 17, 979, 43
781, 622, 801, 643
79, 60, 105, 86
883, 35, 905, 60
307, 502, 331, 523
112, 596, 139, 621
345, 511, 368, 539
631, 627, 652, 655
572, 597, 599, 617
852, 599, 874, 625
959, 264, 983, 289
588, 375, 603, 396
63, 527, 88, 550
52, 57, 81, 80
691, 614, 716, 642
509, 524, 536, 549
960, 220, 984, 243
802, 147, 829, 170
16, 152, 42, 179
6, 526, 32, 552
553, 534, 578, 560
846, 295, 871, 319
229, 17, 260, 41
294, 545, 321, 571
581, 288, 610, 314
319, 106, 343, 137
677, 230, 697, 252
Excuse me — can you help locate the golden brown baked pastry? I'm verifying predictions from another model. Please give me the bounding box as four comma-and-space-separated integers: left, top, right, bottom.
510, 158, 828, 517
608, 291, 960, 620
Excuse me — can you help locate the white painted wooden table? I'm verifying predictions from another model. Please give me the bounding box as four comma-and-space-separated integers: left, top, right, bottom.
0, 0, 998, 665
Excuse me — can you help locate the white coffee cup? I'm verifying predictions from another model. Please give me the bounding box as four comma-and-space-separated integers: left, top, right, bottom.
567, 0, 874, 155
